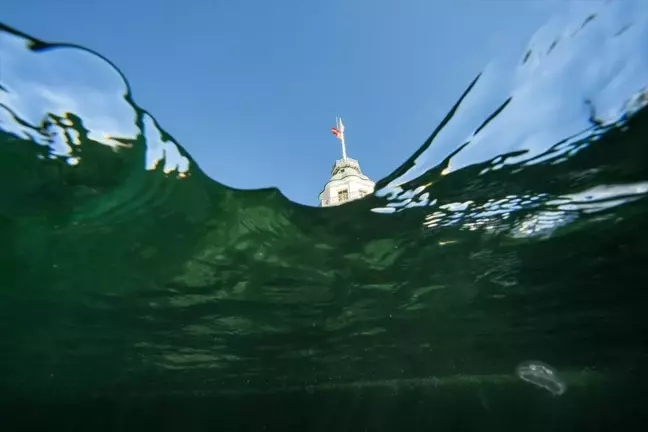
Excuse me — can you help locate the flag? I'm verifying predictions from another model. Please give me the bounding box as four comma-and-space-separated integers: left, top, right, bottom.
331, 117, 345, 140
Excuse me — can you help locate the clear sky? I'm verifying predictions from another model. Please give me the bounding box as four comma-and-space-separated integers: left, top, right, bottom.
2, 0, 561, 205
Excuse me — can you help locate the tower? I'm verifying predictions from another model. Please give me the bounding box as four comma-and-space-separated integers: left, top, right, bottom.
318, 118, 375, 207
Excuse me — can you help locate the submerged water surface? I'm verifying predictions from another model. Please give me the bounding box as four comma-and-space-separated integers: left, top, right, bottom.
1, 1, 648, 430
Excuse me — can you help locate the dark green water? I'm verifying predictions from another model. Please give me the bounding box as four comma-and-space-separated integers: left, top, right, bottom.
2, 3, 648, 431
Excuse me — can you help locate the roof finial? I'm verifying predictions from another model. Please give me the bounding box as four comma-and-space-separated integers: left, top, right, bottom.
331, 117, 348, 160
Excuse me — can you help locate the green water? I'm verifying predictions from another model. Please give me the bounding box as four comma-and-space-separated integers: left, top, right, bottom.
2, 3, 648, 431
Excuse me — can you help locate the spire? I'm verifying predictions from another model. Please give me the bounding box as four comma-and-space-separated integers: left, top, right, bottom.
331, 117, 348, 160
337, 117, 347, 160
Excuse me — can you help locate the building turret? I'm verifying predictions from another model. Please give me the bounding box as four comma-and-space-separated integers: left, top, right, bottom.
319, 118, 375, 207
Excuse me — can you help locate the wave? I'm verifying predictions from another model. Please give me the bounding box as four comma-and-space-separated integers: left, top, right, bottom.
1, 0, 647, 398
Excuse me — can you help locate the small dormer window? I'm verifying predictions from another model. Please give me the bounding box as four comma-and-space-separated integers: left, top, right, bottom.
337, 189, 349, 202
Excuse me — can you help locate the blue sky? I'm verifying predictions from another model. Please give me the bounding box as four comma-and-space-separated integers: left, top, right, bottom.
1, 1, 573, 205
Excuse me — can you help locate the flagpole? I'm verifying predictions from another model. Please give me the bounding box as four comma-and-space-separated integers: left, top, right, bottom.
338, 117, 348, 160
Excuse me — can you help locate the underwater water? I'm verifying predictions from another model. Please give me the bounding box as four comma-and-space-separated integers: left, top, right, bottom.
1, 1, 648, 431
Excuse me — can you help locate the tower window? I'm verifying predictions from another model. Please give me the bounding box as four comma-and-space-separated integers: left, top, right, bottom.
337, 189, 349, 202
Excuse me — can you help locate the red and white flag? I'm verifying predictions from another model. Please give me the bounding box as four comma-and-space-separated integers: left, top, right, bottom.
331, 117, 345, 140
331, 117, 348, 160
